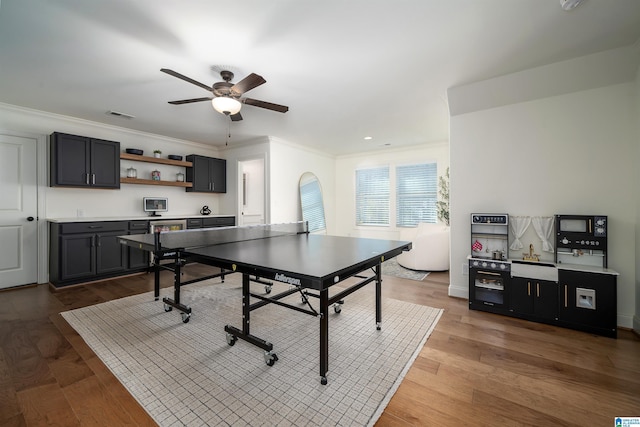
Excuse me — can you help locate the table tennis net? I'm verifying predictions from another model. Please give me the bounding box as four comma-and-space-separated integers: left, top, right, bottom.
156, 221, 309, 250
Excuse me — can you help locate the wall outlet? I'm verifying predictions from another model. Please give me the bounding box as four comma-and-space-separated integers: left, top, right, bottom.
462, 262, 469, 275
77, 209, 84, 217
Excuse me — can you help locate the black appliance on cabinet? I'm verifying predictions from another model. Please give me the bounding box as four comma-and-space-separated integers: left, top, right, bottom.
555, 215, 607, 267
469, 214, 511, 314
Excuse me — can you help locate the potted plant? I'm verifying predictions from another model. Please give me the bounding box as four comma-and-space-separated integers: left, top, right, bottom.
153, 149, 162, 158
436, 167, 449, 226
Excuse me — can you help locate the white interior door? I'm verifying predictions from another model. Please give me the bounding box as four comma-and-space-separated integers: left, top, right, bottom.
0, 133, 38, 288
237, 158, 265, 226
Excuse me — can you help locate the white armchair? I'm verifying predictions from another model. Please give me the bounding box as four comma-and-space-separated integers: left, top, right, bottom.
396, 223, 450, 271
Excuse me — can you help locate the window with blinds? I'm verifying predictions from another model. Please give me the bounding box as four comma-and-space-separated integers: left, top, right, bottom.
396, 163, 437, 227
356, 166, 390, 226
300, 179, 326, 232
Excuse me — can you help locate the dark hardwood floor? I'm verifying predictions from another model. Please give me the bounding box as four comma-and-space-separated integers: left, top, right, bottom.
1, 266, 638, 426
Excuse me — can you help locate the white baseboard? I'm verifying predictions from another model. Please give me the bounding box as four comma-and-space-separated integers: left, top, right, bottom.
632, 314, 640, 334
448, 283, 468, 299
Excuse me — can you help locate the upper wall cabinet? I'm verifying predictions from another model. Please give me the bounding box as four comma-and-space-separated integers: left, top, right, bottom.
50, 132, 120, 189
185, 154, 226, 193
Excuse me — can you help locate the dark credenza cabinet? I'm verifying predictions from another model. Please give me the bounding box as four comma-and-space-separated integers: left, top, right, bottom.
50, 132, 120, 189
49, 220, 149, 287
185, 154, 226, 193
186, 216, 235, 229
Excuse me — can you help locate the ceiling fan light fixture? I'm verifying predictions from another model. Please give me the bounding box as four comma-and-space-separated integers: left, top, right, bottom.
212, 97, 242, 115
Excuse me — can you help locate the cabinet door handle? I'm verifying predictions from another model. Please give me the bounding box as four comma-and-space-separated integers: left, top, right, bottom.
527, 281, 530, 296
92, 174, 96, 185
564, 284, 568, 307
86, 173, 90, 185
536, 282, 540, 298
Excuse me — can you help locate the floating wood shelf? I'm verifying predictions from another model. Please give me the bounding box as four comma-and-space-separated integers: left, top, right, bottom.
120, 177, 193, 187
120, 153, 192, 167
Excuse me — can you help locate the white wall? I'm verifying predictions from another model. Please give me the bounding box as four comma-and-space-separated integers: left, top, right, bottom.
450, 83, 637, 328
0, 103, 226, 219
268, 138, 336, 234
334, 142, 450, 240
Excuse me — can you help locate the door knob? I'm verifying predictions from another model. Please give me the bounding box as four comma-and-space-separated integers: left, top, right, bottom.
27, 216, 35, 221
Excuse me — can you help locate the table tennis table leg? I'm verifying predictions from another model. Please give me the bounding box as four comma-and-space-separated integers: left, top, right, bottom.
153, 259, 160, 301
376, 263, 382, 330
224, 273, 277, 366
319, 289, 329, 385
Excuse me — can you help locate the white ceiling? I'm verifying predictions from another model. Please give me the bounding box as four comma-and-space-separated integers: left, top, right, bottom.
1, 0, 639, 155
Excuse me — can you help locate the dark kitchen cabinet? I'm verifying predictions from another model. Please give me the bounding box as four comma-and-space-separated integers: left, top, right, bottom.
49, 221, 128, 287
511, 277, 558, 321
185, 154, 226, 193
127, 221, 150, 270
558, 269, 617, 337
50, 132, 120, 189
186, 216, 235, 229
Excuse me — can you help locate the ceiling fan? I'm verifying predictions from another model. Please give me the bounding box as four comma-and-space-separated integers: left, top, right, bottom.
160, 68, 289, 121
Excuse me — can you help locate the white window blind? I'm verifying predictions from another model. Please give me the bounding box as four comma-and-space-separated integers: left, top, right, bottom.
356, 166, 389, 226
396, 163, 437, 227
300, 179, 326, 232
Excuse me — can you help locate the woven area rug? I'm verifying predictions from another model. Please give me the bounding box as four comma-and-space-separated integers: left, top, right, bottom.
62, 276, 442, 426
381, 258, 429, 281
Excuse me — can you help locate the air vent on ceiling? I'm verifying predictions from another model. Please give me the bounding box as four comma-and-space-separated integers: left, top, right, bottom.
107, 110, 135, 119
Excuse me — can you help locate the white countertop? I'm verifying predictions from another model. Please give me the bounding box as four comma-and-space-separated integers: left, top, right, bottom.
47, 214, 234, 223
468, 255, 619, 276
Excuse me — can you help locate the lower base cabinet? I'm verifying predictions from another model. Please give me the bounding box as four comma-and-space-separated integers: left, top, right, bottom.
558, 270, 617, 337
510, 278, 558, 321
470, 269, 617, 338
50, 220, 151, 287
50, 217, 235, 287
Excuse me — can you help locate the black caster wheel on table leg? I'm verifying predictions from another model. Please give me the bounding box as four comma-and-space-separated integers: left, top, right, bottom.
264, 351, 279, 367
226, 333, 237, 346
376, 322, 381, 331
264, 285, 272, 294
321, 376, 327, 385
181, 312, 191, 323
164, 303, 172, 312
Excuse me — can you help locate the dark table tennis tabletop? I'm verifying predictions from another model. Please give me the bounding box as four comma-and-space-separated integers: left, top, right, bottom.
120, 228, 411, 289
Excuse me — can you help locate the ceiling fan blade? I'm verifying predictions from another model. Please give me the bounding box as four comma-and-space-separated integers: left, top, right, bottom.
168, 97, 213, 105
242, 98, 289, 113
230, 112, 243, 122
230, 73, 266, 96
160, 68, 212, 92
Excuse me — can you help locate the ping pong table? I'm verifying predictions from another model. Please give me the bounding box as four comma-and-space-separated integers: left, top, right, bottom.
119, 222, 411, 384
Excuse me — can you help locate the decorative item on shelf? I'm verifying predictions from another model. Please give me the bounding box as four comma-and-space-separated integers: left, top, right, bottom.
523, 243, 540, 262
168, 155, 183, 161
151, 170, 161, 181
125, 148, 143, 155
176, 172, 184, 182
153, 150, 162, 158
200, 205, 211, 215
126, 167, 137, 178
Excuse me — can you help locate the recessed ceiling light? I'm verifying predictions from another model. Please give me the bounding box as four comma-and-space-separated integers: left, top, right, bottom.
364, 136, 373, 140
